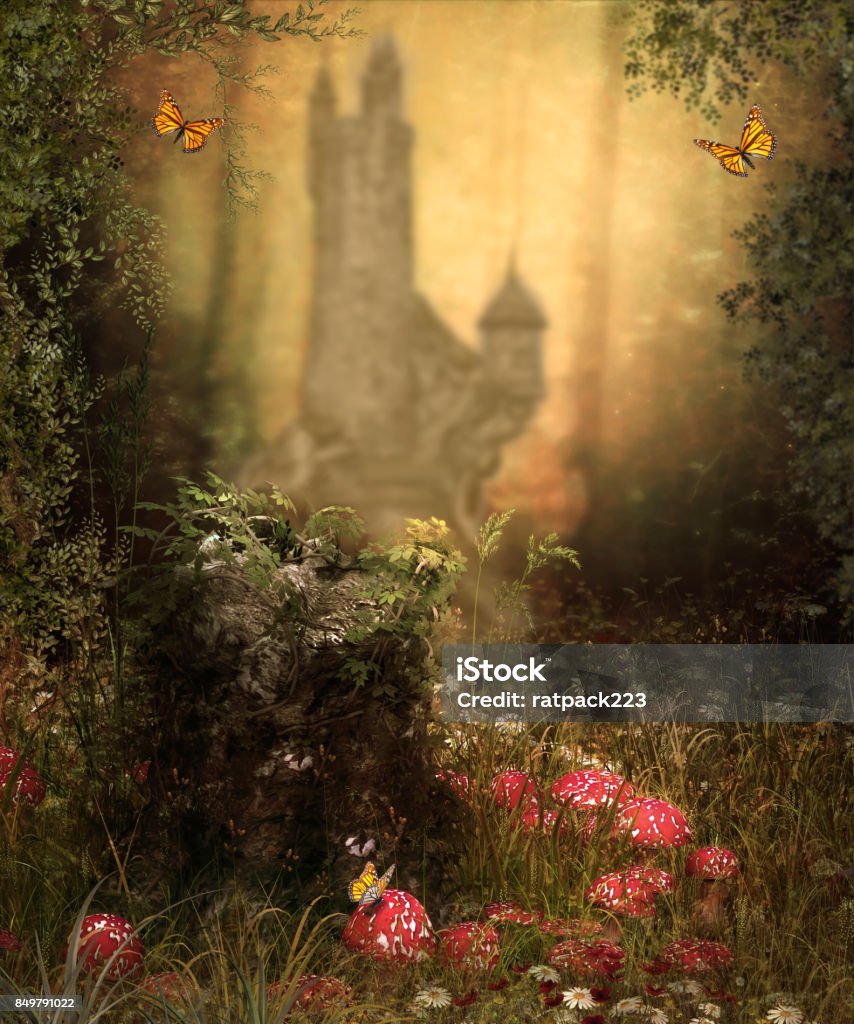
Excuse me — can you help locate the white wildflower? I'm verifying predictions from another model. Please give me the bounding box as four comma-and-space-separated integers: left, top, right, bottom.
411, 985, 451, 1009
766, 1006, 804, 1023
613, 997, 645, 1015
528, 963, 560, 983
562, 987, 595, 1009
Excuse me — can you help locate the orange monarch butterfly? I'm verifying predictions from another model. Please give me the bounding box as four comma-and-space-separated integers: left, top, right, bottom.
347, 862, 395, 909
151, 90, 225, 154
693, 104, 778, 177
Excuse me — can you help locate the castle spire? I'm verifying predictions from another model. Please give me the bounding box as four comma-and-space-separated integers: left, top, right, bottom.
311, 63, 336, 120
361, 34, 402, 120
478, 261, 547, 329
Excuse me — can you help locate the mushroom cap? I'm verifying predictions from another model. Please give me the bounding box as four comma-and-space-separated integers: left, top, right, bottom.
632, 865, 675, 894
341, 889, 436, 962
0, 748, 46, 808
614, 797, 692, 849
438, 921, 500, 971
490, 770, 539, 810
550, 770, 635, 809
0, 927, 22, 951
518, 802, 567, 836
436, 769, 472, 800
483, 901, 542, 926
69, 913, 143, 979
585, 868, 660, 917
538, 916, 603, 938
139, 972, 196, 1002
685, 846, 739, 880
547, 938, 625, 979
643, 938, 734, 974
267, 974, 353, 1010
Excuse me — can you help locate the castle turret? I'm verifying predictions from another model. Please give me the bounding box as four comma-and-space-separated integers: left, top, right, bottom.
301, 39, 415, 448
478, 262, 546, 403
361, 35, 403, 120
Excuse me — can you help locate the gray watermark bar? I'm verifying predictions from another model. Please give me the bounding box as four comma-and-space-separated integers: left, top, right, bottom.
439, 645, 854, 723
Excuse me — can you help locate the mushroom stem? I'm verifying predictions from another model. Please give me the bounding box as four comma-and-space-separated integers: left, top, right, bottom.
693, 880, 731, 929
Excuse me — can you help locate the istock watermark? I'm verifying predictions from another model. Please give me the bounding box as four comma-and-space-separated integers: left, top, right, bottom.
439, 644, 854, 723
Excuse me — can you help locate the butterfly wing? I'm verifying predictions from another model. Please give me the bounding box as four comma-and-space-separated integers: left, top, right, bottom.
375, 864, 395, 899
347, 862, 378, 904
152, 91, 186, 138
693, 139, 748, 177
180, 117, 226, 154
739, 104, 777, 161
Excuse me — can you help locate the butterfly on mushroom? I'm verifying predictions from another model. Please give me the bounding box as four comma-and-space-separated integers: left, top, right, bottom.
347, 862, 395, 910
151, 90, 225, 154
693, 104, 778, 177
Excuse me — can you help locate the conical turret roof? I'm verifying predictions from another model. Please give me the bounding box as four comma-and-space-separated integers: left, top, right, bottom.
479, 264, 546, 329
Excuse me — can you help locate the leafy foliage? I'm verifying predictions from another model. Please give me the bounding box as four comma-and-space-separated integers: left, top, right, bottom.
623, 0, 849, 121
0, 0, 365, 939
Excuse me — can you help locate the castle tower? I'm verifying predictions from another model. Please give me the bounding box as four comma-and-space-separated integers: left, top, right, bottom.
478, 262, 546, 404
245, 38, 547, 541
301, 39, 416, 451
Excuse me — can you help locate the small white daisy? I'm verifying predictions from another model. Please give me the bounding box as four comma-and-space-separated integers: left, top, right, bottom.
667, 979, 704, 998
697, 1003, 721, 1019
412, 985, 452, 1009
641, 1006, 669, 1024
613, 997, 645, 1015
562, 986, 596, 1009
766, 1007, 804, 1024
687, 1018, 715, 1024
528, 963, 561, 983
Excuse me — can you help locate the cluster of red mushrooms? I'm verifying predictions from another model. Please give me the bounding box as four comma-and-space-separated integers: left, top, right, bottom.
0, 744, 740, 1010
334, 766, 739, 1002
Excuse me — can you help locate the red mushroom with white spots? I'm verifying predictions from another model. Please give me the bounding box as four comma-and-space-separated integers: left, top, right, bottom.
483, 901, 542, 927
686, 845, 739, 879
550, 769, 635, 810
632, 865, 675, 895
519, 802, 567, 837
139, 972, 197, 1003
436, 768, 473, 801
0, 747, 46, 808
439, 922, 500, 971
342, 889, 436, 962
685, 846, 739, 926
490, 770, 539, 811
538, 916, 603, 938
585, 866, 671, 940
614, 797, 692, 851
642, 937, 734, 975
547, 938, 625, 980
67, 913, 144, 979
267, 975, 353, 1011
586, 870, 657, 915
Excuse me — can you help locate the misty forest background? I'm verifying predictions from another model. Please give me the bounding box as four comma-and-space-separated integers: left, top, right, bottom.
3, 0, 852, 650
1, 0, 853, 936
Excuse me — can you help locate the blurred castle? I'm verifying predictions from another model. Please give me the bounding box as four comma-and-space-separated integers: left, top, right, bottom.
244, 37, 546, 537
